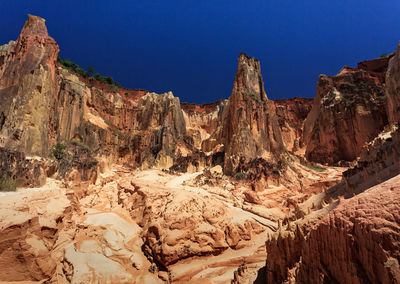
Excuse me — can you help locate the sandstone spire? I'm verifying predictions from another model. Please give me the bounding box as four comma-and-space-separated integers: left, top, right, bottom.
0, 14, 59, 156
220, 52, 286, 175
20, 14, 49, 37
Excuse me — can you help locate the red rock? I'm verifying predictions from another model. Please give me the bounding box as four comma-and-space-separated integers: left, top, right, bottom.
387, 44, 400, 124
203, 52, 286, 176
302, 63, 388, 165
273, 97, 313, 152
297, 174, 400, 283
0, 14, 58, 88
0, 14, 59, 156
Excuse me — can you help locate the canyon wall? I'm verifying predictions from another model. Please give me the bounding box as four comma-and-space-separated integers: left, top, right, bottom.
387, 43, 400, 124
303, 62, 389, 165
274, 97, 313, 152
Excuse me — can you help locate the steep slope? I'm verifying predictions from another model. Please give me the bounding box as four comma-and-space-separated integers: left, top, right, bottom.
303, 62, 388, 165
4, 13, 400, 284
204, 53, 286, 177
387, 43, 400, 124
273, 97, 313, 153
296, 174, 400, 283
0, 14, 59, 156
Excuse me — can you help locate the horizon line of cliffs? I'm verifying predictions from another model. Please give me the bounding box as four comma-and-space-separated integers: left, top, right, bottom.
0, 14, 400, 186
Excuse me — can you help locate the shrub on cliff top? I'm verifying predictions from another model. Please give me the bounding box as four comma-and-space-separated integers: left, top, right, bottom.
58, 57, 122, 87
0, 173, 16, 191
50, 142, 66, 160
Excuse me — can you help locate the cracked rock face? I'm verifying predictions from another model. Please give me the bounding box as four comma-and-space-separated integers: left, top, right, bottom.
297, 174, 400, 283
387, 43, 400, 124
273, 97, 313, 153
302, 62, 388, 165
204, 53, 286, 176
0, 14, 59, 156
2, 13, 400, 284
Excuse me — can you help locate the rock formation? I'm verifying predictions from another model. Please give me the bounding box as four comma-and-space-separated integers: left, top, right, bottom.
204, 53, 286, 177
297, 174, 400, 283
0, 14, 59, 156
386, 43, 400, 124
273, 97, 313, 152
2, 14, 400, 284
303, 61, 388, 165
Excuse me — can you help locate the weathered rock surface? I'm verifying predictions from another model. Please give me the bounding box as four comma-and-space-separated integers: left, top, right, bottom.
387, 43, 400, 124
126, 170, 267, 267
0, 180, 70, 282
265, 124, 400, 283
326, 124, 400, 200
273, 97, 313, 152
181, 101, 223, 150
0, 147, 47, 188
204, 53, 286, 177
303, 62, 388, 165
297, 174, 400, 283
0, 14, 59, 156
3, 13, 400, 284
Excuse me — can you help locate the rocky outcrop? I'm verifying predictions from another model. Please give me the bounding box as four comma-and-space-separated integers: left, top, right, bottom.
0, 147, 48, 188
265, 173, 400, 284
204, 53, 286, 176
273, 97, 313, 152
0, 15, 59, 156
265, 122, 400, 283
387, 43, 400, 124
181, 101, 223, 150
126, 171, 266, 267
303, 62, 388, 165
297, 174, 400, 283
0, 181, 70, 282
265, 225, 305, 283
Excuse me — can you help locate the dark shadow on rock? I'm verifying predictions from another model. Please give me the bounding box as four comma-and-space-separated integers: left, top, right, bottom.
253, 266, 266, 284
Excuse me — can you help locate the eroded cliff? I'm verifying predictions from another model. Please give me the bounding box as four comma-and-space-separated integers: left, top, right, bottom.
303, 62, 389, 165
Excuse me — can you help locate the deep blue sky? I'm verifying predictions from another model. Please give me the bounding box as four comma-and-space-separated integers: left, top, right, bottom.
1, 1, 400, 103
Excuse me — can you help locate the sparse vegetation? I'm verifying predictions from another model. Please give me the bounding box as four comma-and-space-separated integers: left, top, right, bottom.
324, 90, 336, 106
247, 92, 262, 103
306, 164, 326, 172
114, 130, 123, 138
381, 53, 389, 58
58, 57, 121, 88
57, 57, 89, 77
234, 172, 247, 180
0, 173, 16, 192
108, 84, 119, 92
50, 142, 67, 160
71, 140, 90, 151
87, 66, 95, 77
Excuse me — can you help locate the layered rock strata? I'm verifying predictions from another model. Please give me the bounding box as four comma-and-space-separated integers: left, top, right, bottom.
203, 53, 287, 177
303, 61, 389, 165
273, 97, 313, 152
0, 14, 59, 156
386, 43, 400, 124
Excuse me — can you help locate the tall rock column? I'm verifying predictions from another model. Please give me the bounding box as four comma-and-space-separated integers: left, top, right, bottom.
218, 53, 286, 175
0, 14, 59, 156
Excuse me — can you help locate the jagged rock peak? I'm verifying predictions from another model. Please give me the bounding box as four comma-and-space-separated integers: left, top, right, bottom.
20, 14, 49, 37
233, 52, 268, 102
